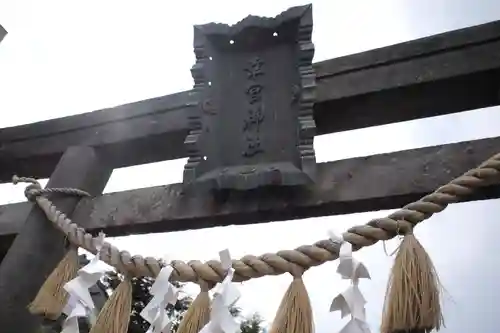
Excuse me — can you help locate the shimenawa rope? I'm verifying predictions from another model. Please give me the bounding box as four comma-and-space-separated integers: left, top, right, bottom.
13, 152, 500, 284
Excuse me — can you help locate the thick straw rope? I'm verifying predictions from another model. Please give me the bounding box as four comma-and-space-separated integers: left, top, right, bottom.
14, 152, 500, 284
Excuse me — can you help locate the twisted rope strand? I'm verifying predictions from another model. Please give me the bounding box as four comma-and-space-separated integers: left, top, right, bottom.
12, 175, 91, 201
16, 152, 500, 285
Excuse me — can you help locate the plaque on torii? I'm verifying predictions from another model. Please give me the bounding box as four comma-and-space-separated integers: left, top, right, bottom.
183, 4, 317, 190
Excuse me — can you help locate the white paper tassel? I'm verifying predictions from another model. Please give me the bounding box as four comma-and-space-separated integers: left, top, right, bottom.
329, 231, 372, 333
199, 249, 241, 333
140, 260, 179, 333
61, 232, 108, 332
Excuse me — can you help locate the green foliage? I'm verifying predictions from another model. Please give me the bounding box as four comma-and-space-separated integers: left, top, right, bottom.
240, 313, 265, 333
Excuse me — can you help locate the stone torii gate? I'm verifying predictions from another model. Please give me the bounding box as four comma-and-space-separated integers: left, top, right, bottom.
0, 4, 499, 333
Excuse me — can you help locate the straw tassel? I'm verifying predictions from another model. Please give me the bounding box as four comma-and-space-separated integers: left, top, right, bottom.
28, 245, 79, 319
380, 232, 444, 333
176, 280, 212, 333
270, 276, 314, 333
89, 276, 133, 333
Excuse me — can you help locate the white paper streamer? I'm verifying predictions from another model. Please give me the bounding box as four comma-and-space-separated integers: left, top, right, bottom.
140, 259, 179, 333
60, 232, 108, 333
199, 249, 241, 333
146, 314, 173, 333
339, 318, 371, 333
61, 298, 87, 333
330, 284, 367, 320
329, 231, 371, 333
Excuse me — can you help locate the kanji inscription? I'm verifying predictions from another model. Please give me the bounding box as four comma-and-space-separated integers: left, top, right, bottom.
243, 57, 265, 158
245, 57, 264, 80
183, 4, 317, 190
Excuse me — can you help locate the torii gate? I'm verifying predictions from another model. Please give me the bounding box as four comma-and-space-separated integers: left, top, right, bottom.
0, 4, 499, 333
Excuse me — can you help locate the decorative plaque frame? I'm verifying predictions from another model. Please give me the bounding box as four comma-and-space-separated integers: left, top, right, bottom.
183, 4, 317, 190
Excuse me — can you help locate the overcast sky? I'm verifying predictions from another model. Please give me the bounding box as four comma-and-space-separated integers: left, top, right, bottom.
1, 1, 500, 332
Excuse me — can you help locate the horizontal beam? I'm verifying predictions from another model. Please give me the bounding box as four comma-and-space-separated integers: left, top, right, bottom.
1, 20, 500, 183
1, 136, 499, 243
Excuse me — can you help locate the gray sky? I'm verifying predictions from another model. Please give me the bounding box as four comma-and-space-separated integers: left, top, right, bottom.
0, 0, 500, 332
